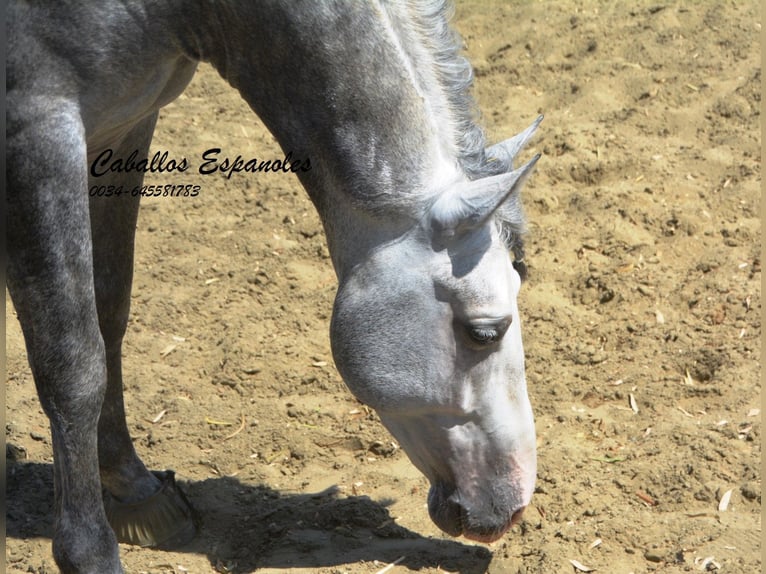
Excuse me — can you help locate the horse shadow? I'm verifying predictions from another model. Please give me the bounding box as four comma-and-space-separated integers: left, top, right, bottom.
6, 452, 493, 573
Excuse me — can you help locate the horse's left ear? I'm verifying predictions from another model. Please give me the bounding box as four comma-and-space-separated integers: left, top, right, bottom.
429, 153, 540, 242
486, 115, 543, 170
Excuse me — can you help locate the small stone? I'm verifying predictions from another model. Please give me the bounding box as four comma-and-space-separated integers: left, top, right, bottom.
637, 284, 653, 296
582, 239, 600, 250
6, 443, 27, 460
741, 482, 760, 502
286, 406, 301, 418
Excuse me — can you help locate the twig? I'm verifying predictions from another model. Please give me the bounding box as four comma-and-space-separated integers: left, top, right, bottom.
636, 490, 658, 506
224, 413, 246, 440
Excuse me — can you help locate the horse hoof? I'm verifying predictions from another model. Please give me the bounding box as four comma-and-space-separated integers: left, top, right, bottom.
104, 470, 199, 548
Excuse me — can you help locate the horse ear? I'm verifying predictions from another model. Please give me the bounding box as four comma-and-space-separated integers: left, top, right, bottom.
430, 154, 540, 242
486, 115, 543, 170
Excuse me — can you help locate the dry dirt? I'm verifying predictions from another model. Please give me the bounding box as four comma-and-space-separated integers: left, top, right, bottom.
5, 1, 761, 573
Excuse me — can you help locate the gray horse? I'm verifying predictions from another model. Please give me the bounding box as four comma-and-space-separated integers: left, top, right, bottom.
6, 1, 541, 572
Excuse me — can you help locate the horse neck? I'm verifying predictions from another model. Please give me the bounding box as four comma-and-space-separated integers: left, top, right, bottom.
170, 0, 466, 278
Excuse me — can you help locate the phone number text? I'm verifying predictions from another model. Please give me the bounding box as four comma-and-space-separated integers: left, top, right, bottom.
89, 184, 201, 198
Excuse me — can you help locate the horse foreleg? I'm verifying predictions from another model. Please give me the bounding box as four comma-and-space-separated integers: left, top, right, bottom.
7, 107, 123, 574
89, 113, 198, 548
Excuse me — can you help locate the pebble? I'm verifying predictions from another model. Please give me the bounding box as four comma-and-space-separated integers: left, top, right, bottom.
644, 550, 664, 563
636, 284, 653, 296
582, 239, 600, 250
741, 482, 759, 501
286, 406, 301, 418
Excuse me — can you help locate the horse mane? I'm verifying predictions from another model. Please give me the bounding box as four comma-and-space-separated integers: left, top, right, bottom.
408, 0, 528, 275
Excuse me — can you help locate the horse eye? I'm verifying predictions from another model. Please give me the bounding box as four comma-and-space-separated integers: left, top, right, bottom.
468, 326, 500, 344
466, 317, 512, 346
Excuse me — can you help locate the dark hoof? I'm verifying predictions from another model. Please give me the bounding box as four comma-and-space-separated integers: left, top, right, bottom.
104, 470, 199, 548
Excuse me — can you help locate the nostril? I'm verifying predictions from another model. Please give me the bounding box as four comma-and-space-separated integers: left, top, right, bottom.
446, 494, 465, 528
428, 485, 465, 538
510, 506, 526, 526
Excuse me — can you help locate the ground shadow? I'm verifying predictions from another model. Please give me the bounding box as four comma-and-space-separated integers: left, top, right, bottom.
7, 455, 492, 573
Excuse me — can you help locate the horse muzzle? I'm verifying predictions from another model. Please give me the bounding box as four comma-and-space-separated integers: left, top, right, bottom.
427, 479, 529, 543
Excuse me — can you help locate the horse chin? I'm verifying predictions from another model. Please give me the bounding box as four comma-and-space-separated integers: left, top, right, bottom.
464, 529, 508, 544
463, 506, 526, 543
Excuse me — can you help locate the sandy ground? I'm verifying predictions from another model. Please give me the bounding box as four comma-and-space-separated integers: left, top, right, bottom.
6, 1, 761, 573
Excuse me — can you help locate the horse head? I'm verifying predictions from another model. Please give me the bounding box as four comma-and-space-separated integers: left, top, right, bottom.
330, 126, 540, 542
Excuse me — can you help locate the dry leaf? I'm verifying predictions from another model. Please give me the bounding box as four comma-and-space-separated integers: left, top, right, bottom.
160, 344, 177, 357
616, 263, 634, 274
718, 488, 733, 511
738, 424, 753, 438
570, 559, 596, 572
696, 556, 720, 570
374, 556, 405, 574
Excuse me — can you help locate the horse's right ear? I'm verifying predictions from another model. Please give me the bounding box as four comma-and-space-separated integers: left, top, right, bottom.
429, 154, 539, 243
